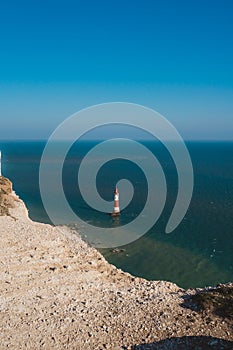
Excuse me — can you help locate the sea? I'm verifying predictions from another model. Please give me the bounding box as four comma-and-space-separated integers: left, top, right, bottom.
0, 140, 233, 289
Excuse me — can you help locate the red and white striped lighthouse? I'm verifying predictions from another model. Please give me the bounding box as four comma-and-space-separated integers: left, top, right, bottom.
111, 186, 120, 216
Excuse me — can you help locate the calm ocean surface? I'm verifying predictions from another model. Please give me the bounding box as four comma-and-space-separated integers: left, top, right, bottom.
1, 140, 233, 289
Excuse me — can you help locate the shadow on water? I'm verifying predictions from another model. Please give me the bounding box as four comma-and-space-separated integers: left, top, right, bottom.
132, 336, 233, 349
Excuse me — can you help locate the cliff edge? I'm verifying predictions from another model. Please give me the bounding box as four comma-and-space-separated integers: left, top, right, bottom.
0, 176, 14, 215
0, 177, 232, 349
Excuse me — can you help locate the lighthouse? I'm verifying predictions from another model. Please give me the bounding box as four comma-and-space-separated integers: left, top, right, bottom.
110, 186, 120, 216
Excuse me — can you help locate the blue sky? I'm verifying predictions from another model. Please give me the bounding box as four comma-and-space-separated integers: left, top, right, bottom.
0, 0, 233, 140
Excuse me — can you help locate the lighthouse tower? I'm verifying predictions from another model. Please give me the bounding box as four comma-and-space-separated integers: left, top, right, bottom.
111, 186, 120, 216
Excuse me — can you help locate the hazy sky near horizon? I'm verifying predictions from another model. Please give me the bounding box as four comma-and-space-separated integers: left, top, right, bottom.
0, 0, 233, 140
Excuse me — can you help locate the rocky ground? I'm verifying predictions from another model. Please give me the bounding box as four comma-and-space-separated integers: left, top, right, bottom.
0, 176, 232, 349
0, 176, 14, 216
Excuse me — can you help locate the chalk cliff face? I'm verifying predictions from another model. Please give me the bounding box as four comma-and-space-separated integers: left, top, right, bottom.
0, 177, 232, 350
0, 176, 14, 216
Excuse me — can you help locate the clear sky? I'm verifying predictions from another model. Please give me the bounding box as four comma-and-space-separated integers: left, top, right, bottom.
0, 0, 233, 140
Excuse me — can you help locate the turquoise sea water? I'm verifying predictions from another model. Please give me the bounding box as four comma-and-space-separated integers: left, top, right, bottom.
1, 140, 233, 289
